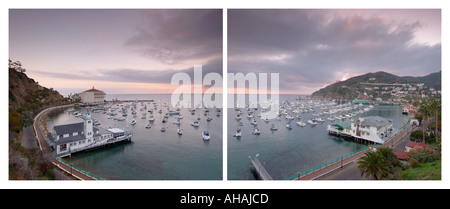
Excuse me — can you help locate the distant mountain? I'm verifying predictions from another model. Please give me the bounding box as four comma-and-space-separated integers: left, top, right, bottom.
311, 71, 441, 99
402, 71, 441, 90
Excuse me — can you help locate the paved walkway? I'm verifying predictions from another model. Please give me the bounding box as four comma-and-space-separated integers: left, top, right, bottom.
21, 125, 38, 149
33, 105, 97, 180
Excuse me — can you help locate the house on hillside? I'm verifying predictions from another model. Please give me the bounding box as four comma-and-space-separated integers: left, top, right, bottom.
395, 141, 434, 161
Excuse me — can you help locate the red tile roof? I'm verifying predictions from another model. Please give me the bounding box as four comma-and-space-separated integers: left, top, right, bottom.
395, 151, 409, 160
406, 142, 433, 150
82, 87, 105, 94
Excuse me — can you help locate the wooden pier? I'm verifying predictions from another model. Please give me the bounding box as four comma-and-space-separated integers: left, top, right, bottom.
250, 155, 273, 180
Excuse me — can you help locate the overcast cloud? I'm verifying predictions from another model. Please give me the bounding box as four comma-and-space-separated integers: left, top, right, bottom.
228, 9, 441, 94
126, 9, 223, 65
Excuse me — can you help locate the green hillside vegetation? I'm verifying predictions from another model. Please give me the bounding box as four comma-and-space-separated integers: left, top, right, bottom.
358, 146, 441, 180
401, 160, 441, 180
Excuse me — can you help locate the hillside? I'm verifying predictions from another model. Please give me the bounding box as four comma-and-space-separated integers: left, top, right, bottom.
9, 67, 63, 111
311, 71, 441, 100
9, 60, 65, 180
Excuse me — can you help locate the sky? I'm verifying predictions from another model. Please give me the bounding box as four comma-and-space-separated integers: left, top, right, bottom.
228, 9, 441, 94
9, 9, 223, 95
9, 9, 441, 96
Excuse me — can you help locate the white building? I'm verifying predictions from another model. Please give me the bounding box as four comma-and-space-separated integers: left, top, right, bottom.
79, 87, 106, 105
52, 111, 132, 157
327, 116, 393, 144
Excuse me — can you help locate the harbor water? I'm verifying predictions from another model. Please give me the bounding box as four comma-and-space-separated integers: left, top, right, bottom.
46, 94, 223, 180
227, 94, 409, 180
45, 93, 408, 180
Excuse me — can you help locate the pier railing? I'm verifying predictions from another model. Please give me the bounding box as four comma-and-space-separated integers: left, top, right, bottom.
285, 145, 375, 180
54, 157, 106, 180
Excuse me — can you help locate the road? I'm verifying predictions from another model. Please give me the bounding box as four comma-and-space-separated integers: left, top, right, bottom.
21, 125, 38, 149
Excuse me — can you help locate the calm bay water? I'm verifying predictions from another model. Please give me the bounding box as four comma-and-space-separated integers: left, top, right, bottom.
227, 94, 409, 180
46, 94, 222, 180
45, 93, 407, 180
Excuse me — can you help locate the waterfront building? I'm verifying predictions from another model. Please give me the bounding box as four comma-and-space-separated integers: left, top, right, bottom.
327, 116, 393, 144
402, 104, 417, 115
79, 87, 106, 105
52, 111, 132, 157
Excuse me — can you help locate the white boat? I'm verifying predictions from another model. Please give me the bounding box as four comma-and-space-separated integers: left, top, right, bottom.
270, 124, 278, 131
168, 110, 180, 115
207, 116, 213, 121
202, 131, 211, 140
264, 115, 270, 123
191, 121, 200, 127
286, 123, 293, 129
296, 121, 306, 127
251, 120, 258, 126
252, 128, 261, 135
285, 115, 294, 120
148, 115, 155, 122
316, 117, 325, 122
235, 114, 242, 120
308, 119, 318, 125
131, 120, 136, 125
177, 128, 183, 135
234, 129, 242, 137
161, 127, 166, 132
145, 124, 151, 129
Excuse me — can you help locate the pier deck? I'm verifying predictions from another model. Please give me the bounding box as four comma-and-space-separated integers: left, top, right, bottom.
250, 156, 273, 180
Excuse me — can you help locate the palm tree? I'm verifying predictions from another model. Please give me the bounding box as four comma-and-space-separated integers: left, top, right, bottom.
428, 97, 441, 143
418, 99, 432, 143
377, 147, 400, 168
357, 151, 390, 180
